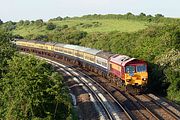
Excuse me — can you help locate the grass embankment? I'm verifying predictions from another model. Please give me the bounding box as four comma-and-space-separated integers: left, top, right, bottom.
12, 19, 149, 38
52, 19, 148, 33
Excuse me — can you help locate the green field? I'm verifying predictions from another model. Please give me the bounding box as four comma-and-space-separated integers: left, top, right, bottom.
52, 19, 149, 32
12, 25, 49, 38
12, 19, 149, 37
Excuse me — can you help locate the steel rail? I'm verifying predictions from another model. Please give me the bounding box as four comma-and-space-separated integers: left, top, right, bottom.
143, 94, 180, 120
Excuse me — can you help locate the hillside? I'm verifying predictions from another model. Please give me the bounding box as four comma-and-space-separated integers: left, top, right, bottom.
51, 19, 148, 33
0, 13, 180, 104
11, 19, 149, 39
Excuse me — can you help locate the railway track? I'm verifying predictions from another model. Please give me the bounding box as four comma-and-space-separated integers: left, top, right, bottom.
82, 73, 148, 119
79, 69, 159, 119
135, 94, 180, 120
80, 67, 180, 120
148, 94, 180, 118
21, 52, 180, 120
37, 56, 134, 120
122, 92, 159, 120
75, 67, 135, 120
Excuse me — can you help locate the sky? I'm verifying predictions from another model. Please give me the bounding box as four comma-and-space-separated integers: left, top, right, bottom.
0, 0, 180, 22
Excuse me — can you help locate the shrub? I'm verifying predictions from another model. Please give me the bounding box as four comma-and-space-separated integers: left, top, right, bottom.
46, 23, 56, 30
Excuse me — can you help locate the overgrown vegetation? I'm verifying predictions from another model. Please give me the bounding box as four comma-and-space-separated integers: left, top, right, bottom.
0, 31, 74, 119
1, 13, 180, 104
80, 24, 180, 102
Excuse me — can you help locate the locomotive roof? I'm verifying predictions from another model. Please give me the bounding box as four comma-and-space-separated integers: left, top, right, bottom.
96, 51, 114, 60
110, 55, 136, 66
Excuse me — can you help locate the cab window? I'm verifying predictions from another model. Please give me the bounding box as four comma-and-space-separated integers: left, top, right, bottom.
125, 66, 135, 73
136, 65, 146, 72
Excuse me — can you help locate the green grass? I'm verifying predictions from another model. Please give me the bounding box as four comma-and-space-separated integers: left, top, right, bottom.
12, 25, 47, 37
12, 19, 150, 38
52, 19, 149, 33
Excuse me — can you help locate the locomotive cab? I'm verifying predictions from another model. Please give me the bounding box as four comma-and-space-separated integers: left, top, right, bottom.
109, 55, 148, 88
125, 63, 148, 86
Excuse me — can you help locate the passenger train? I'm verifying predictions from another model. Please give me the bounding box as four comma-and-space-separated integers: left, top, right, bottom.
15, 39, 148, 93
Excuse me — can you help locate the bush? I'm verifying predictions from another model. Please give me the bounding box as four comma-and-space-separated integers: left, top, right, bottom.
35, 34, 49, 41
35, 19, 44, 26
46, 23, 56, 30
0, 55, 72, 119
0, 19, 3, 25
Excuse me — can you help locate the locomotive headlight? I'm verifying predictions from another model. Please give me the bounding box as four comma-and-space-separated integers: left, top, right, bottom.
126, 79, 131, 82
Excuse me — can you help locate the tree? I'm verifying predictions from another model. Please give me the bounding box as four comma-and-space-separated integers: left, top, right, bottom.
13, 34, 24, 39
125, 12, 134, 19
49, 16, 63, 21
3, 21, 16, 31
64, 16, 70, 20
31, 20, 35, 24
35, 34, 48, 41
0, 31, 16, 79
62, 25, 68, 29
155, 14, 164, 18
126, 12, 134, 16
55, 16, 63, 21
35, 19, 44, 26
24, 20, 30, 25
139, 12, 146, 17
46, 22, 56, 30
0, 54, 72, 119
0, 19, 3, 25
17, 20, 24, 26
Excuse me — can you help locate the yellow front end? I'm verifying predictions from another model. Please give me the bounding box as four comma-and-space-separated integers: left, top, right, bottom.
125, 72, 148, 86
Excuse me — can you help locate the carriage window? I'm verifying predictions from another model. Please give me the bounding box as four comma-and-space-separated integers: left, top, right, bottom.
136, 65, 146, 72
